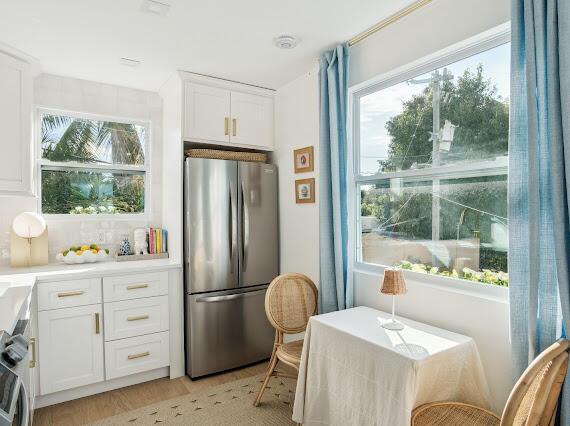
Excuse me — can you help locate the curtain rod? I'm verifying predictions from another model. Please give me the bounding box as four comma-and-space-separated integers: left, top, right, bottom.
348, 0, 433, 47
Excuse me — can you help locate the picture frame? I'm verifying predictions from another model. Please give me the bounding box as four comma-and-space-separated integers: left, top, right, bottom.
294, 146, 314, 173
295, 178, 315, 204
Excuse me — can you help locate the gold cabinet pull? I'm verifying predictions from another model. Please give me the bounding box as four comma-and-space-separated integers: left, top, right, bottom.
127, 314, 149, 322
128, 351, 150, 360
232, 118, 237, 136
58, 290, 85, 298
126, 284, 149, 290
95, 312, 100, 334
224, 117, 229, 135
29, 337, 36, 368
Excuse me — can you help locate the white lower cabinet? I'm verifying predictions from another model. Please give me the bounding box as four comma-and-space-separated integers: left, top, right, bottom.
105, 331, 170, 380
37, 269, 172, 399
38, 304, 104, 394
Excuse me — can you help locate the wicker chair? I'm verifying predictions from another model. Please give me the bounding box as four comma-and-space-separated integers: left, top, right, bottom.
411, 339, 570, 426
253, 273, 318, 407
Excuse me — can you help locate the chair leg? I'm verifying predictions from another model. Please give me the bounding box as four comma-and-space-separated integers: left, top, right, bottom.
253, 350, 279, 407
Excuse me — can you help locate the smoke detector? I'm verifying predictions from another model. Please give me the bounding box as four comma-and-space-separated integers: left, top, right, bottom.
273, 35, 298, 49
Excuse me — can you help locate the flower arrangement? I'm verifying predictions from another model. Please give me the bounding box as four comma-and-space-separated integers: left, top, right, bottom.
397, 260, 508, 287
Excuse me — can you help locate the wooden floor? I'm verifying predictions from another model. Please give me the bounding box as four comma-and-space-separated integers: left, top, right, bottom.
34, 362, 268, 426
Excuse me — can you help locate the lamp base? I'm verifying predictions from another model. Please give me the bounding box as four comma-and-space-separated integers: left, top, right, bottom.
378, 317, 405, 331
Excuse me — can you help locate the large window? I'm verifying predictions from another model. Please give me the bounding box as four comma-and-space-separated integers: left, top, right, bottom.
354, 41, 510, 287
39, 111, 149, 215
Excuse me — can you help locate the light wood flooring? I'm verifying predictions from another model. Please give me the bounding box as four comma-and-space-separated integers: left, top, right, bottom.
34, 362, 268, 426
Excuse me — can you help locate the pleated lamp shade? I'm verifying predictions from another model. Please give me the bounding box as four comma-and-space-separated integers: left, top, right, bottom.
381, 269, 407, 295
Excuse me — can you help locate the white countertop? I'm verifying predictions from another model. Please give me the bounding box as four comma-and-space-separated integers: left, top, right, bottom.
0, 259, 182, 333
0, 258, 181, 282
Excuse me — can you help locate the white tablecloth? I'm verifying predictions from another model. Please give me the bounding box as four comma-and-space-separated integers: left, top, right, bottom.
292, 306, 491, 425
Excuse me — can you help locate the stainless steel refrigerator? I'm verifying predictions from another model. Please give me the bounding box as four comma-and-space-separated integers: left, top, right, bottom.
184, 157, 278, 378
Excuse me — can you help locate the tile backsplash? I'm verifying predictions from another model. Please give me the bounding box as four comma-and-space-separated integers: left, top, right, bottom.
0, 73, 163, 266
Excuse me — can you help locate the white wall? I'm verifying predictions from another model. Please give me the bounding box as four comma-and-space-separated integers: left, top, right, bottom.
349, 0, 510, 87
274, 65, 320, 285
273, 0, 513, 412
0, 73, 163, 264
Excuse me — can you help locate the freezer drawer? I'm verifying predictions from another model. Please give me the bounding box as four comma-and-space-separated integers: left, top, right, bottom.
186, 287, 274, 378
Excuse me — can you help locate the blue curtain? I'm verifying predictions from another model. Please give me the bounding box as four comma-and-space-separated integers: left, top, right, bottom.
509, 0, 570, 421
319, 43, 352, 313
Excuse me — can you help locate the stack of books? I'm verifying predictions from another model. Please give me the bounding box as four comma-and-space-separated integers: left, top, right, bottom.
148, 228, 168, 254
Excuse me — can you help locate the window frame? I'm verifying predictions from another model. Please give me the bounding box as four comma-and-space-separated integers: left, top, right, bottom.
36, 107, 152, 220
347, 24, 511, 296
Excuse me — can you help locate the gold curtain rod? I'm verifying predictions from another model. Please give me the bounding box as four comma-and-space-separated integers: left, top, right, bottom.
348, 0, 433, 47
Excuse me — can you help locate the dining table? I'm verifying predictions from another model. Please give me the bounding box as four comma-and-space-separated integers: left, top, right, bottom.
292, 306, 492, 425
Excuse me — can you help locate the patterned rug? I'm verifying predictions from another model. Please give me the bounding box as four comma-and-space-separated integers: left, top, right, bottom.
90, 374, 297, 425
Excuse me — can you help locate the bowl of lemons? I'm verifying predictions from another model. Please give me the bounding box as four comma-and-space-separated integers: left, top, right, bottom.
56, 244, 110, 264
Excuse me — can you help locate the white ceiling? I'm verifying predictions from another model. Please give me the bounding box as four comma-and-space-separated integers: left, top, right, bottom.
0, 0, 416, 92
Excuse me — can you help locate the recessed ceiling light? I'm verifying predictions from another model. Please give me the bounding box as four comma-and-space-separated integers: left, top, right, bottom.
120, 57, 142, 67
273, 35, 298, 50
141, 0, 170, 16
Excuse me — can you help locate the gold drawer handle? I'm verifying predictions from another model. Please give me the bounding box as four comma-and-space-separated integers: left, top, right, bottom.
58, 290, 85, 298
224, 117, 229, 136
232, 118, 237, 136
127, 314, 149, 322
29, 337, 36, 368
126, 284, 149, 290
128, 351, 150, 360
95, 312, 100, 334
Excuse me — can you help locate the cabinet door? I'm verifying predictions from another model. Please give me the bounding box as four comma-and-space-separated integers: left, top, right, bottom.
0, 51, 32, 194
230, 92, 274, 149
38, 304, 104, 394
184, 82, 230, 144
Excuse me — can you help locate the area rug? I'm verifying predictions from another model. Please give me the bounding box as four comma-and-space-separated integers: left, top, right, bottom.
90, 374, 296, 425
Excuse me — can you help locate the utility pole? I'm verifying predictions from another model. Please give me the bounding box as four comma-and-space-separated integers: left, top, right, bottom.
409, 68, 453, 266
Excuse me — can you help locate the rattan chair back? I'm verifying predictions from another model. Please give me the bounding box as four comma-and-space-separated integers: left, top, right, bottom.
501, 339, 570, 426
265, 273, 318, 334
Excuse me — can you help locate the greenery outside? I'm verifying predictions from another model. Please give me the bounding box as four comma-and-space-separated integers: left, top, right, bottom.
359, 47, 509, 287
41, 114, 146, 215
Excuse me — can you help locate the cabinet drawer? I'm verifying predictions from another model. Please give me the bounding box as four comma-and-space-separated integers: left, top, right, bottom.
103, 271, 168, 302
104, 295, 169, 341
105, 331, 169, 380
38, 278, 102, 311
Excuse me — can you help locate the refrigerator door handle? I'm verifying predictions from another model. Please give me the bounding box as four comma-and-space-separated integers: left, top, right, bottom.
195, 288, 265, 303
241, 181, 250, 271
229, 183, 237, 272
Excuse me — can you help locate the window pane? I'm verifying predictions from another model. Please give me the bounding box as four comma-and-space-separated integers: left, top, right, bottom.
359, 43, 510, 175
359, 174, 508, 286
41, 114, 146, 166
41, 169, 145, 214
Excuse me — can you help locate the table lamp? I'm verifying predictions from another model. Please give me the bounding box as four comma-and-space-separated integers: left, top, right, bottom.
380, 268, 407, 330
11, 212, 48, 267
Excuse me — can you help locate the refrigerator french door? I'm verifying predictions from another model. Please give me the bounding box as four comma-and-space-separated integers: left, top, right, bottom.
184, 157, 278, 378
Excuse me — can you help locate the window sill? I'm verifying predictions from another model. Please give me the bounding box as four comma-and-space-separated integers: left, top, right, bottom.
43, 213, 149, 222
352, 263, 509, 304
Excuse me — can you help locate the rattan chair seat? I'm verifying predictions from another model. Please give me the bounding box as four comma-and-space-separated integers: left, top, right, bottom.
276, 340, 304, 367
412, 402, 500, 426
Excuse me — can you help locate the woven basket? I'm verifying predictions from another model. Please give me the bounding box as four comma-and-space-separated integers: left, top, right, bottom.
185, 148, 267, 163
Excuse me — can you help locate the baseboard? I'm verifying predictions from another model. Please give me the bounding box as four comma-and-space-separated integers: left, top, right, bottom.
35, 367, 170, 408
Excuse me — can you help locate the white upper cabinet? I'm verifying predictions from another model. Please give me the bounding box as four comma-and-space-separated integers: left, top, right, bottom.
181, 75, 274, 151
230, 91, 273, 148
0, 50, 32, 194
184, 83, 231, 144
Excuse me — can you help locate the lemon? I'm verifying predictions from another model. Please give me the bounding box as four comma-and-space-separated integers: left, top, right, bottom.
80, 245, 90, 251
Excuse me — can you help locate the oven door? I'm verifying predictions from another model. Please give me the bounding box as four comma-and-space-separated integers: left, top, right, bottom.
10, 381, 28, 426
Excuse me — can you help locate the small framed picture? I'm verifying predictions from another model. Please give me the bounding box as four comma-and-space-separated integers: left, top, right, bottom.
295, 178, 315, 204
294, 146, 314, 173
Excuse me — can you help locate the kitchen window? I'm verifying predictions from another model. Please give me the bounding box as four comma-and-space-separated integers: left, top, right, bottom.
38, 110, 149, 216
353, 39, 510, 287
